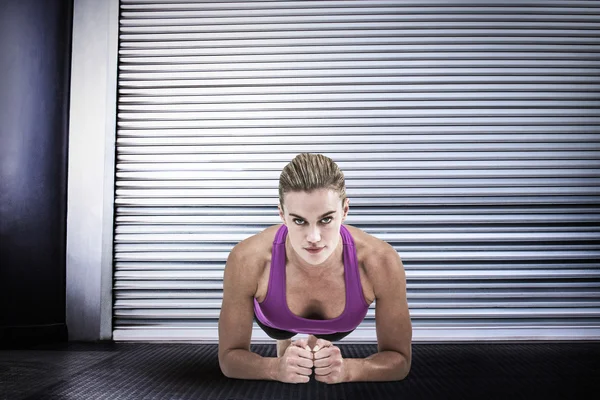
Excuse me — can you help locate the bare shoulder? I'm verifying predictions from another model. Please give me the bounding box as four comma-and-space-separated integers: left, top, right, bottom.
218, 224, 282, 362
227, 224, 280, 281
231, 224, 279, 260
344, 224, 405, 293
345, 224, 400, 263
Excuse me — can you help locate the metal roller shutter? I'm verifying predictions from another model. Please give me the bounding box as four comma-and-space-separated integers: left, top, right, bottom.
113, 0, 600, 342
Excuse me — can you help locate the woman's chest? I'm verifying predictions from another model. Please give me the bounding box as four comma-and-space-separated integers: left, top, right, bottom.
255, 260, 375, 319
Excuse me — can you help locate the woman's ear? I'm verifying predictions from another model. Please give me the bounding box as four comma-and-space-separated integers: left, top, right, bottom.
342, 198, 350, 221
278, 204, 286, 225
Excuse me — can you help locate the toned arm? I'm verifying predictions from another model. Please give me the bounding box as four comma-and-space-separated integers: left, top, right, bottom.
345, 241, 412, 382
218, 242, 278, 380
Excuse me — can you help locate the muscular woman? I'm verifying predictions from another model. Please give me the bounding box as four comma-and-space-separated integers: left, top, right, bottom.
218, 153, 412, 384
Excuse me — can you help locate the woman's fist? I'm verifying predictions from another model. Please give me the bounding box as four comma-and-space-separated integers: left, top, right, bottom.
275, 338, 314, 384
312, 339, 347, 384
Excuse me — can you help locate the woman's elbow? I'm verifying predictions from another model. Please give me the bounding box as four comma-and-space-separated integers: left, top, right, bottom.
398, 356, 411, 380
218, 350, 233, 378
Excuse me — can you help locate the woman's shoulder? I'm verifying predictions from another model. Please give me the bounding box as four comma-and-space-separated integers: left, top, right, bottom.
344, 224, 391, 251
343, 224, 401, 270
344, 225, 405, 300
230, 224, 281, 265
222, 225, 282, 299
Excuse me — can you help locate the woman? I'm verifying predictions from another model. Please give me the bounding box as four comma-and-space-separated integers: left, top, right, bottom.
218, 153, 412, 384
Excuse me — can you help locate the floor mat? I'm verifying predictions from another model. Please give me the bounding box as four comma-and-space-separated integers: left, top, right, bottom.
0, 342, 598, 400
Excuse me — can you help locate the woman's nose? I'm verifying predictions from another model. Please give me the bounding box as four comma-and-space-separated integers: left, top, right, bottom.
306, 226, 321, 243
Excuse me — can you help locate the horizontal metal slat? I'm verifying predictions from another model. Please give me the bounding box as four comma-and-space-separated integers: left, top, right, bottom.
120, 37, 600, 50
117, 100, 600, 112
114, 245, 600, 256
114, 250, 600, 262
112, 268, 600, 281
119, 75, 600, 88
119, 21, 600, 35
113, 280, 600, 292
115, 133, 600, 145
116, 169, 600, 181
113, 262, 599, 272
110, 326, 600, 344
119, 14, 600, 27
113, 289, 600, 300
112, 308, 600, 319
117, 116, 600, 129
114, 213, 600, 226
115, 281, 222, 290
115, 253, 600, 262
116, 125, 600, 137
119, 53, 600, 66
120, 5, 600, 17
119, 1, 599, 10
406, 282, 600, 290
113, 299, 600, 309
119, 29, 600, 43
116, 143, 600, 154
118, 83, 600, 96
119, 44, 600, 58
115, 159, 600, 172
113, 195, 600, 207
117, 91, 600, 103
115, 205, 600, 216
114, 187, 600, 199
116, 150, 600, 162
115, 177, 600, 189
114, 231, 600, 245
115, 241, 600, 252
113, 226, 600, 237
117, 111, 600, 122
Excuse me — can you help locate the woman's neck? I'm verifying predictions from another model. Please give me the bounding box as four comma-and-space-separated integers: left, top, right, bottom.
285, 233, 344, 278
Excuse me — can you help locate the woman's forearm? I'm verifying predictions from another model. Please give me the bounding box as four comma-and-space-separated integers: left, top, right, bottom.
344, 351, 410, 382
220, 349, 279, 381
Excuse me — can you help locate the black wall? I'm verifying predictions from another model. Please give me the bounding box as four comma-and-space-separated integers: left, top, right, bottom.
0, 0, 73, 346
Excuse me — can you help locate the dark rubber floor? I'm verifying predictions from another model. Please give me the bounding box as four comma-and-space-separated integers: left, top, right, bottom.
1, 342, 598, 400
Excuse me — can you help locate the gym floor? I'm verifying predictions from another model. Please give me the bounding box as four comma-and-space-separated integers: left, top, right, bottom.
1, 342, 598, 400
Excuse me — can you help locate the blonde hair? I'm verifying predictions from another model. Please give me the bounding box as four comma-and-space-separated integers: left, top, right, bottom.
279, 153, 346, 208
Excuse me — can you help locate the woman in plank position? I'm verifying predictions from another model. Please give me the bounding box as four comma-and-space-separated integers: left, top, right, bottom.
218, 153, 412, 384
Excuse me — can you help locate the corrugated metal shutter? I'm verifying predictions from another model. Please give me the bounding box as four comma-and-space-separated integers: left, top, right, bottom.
113, 0, 600, 342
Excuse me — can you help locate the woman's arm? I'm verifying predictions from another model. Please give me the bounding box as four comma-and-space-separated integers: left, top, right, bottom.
349, 241, 412, 382
218, 242, 277, 380
220, 348, 279, 381
344, 350, 410, 382
311, 240, 412, 384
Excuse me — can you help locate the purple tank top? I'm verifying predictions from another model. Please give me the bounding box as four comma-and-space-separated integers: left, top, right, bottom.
253, 224, 370, 335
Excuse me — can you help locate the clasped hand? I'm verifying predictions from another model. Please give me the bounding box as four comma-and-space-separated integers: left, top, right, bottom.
277, 337, 346, 384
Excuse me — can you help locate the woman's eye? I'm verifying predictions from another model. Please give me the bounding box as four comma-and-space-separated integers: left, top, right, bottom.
293, 219, 305, 225
321, 217, 333, 224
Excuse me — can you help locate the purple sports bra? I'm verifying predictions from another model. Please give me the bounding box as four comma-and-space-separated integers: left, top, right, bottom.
253, 224, 370, 335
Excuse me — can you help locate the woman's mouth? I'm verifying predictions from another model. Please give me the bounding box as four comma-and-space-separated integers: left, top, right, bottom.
305, 247, 324, 254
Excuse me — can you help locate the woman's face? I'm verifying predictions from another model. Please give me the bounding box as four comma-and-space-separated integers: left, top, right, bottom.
279, 188, 349, 266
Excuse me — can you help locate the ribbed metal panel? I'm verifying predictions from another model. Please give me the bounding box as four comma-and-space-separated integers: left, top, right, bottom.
114, 0, 600, 342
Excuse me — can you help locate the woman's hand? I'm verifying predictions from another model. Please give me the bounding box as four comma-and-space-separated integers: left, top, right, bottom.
275, 338, 314, 384
312, 339, 347, 384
